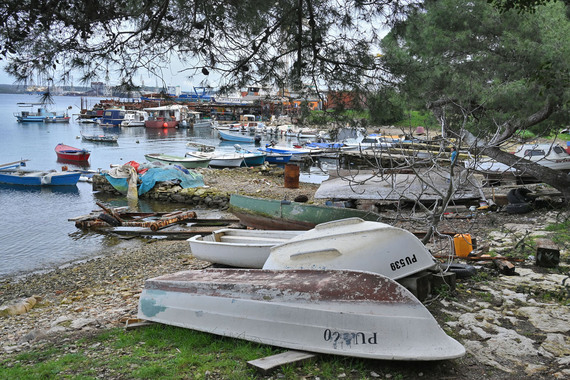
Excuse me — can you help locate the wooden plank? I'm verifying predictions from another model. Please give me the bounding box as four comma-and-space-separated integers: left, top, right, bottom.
493, 259, 516, 275
247, 350, 317, 374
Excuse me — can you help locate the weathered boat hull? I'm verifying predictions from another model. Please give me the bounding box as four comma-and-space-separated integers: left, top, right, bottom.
187, 229, 303, 268
264, 218, 435, 280
229, 194, 383, 230
138, 269, 465, 360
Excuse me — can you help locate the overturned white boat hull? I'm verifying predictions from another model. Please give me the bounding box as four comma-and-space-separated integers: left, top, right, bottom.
187, 229, 304, 268
263, 218, 436, 280
138, 268, 465, 360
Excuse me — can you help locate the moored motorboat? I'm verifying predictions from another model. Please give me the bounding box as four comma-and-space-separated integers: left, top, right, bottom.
55, 143, 90, 162
137, 268, 465, 360
81, 133, 118, 143
144, 153, 211, 169
218, 129, 259, 143
187, 229, 304, 268
121, 110, 149, 127
263, 218, 436, 280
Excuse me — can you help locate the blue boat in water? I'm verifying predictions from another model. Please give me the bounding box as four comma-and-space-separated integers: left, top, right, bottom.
218, 129, 260, 143
13, 103, 57, 122
98, 108, 126, 127
0, 161, 81, 186
234, 145, 267, 166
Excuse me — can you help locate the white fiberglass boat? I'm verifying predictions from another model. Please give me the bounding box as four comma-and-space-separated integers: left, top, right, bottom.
137, 268, 465, 361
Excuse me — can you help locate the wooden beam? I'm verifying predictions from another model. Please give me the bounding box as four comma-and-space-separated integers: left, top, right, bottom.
247, 350, 317, 374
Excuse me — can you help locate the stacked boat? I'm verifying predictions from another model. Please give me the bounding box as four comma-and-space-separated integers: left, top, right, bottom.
138, 217, 465, 361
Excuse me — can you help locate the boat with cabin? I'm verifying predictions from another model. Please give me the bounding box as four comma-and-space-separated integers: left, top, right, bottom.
98, 108, 126, 127
144, 105, 191, 128
137, 268, 465, 360
14, 103, 59, 122
121, 110, 149, 127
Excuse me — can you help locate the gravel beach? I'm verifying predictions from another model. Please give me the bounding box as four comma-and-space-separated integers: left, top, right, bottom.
1, 167, 569, 379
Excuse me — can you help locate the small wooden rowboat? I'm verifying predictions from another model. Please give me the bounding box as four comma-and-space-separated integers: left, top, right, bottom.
55, 143, 91, 162
138, 268, 465, 360
263, 218, 436, 280
187, 229, 304, 268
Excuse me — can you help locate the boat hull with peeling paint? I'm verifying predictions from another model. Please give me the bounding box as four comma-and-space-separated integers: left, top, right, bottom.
137, 268, 465, 360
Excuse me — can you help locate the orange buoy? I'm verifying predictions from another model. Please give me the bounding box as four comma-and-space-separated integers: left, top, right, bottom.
163, 122, 169, 128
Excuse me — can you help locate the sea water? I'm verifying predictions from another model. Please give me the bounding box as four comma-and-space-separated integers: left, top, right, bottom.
0, 93, 328, 278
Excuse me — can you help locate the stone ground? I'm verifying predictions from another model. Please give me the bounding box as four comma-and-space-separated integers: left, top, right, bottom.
1, 167, 569, 379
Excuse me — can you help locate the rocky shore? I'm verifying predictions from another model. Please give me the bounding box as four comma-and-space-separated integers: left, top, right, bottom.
1, 168, 569, 379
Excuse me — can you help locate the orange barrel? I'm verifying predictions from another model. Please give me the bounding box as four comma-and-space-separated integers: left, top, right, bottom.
284, 164, 300, 189
453, 234, 473, 257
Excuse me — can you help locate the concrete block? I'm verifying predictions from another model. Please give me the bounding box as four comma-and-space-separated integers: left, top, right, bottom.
397, 271, 432, 302
431, 272, 456, 293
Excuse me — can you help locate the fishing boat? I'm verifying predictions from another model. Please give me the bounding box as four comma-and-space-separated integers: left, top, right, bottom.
263, 218, 435, 280
98, 108, 126, 127
81, 133, 118, 143
144, 105, 191, 128
185, 151, 244, 168
0, 161, 81, 186
13, 103, 57, 122
229, 194, 383, 230
144, 153, 211, 169
120, 110, 149, 127
55, 143, 91, 162
218, 129, 259, 143
137, 268, 465, 360
44, 110, 72, 123
187, 229, 304, 268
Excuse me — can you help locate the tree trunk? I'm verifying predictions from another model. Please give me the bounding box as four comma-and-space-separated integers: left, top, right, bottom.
483, 146, 570, 204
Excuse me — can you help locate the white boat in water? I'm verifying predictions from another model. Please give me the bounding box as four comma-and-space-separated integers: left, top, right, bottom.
263, 218, 436, 280
187, 229, 304, 268
138, 268, 465, 360
185, 151, 245, 168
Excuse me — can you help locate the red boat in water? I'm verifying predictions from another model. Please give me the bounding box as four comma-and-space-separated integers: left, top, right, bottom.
55, 143, 91, 162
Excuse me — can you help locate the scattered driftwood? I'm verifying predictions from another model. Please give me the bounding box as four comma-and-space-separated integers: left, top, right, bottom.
247, 350, 317, 374
493, 259, 517, 275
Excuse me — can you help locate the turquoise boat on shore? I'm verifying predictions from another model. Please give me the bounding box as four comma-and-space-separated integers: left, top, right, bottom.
228, 194, 383, 230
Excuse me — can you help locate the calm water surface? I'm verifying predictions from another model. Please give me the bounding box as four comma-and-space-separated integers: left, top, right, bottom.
0, 93, 322, 279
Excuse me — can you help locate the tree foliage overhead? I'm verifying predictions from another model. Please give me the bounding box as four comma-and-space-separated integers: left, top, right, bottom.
0, 0, 422, 94
381, 0, 570, 199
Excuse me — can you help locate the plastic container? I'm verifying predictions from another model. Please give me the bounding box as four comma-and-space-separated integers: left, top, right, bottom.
453, 234, 473, 257
284, 164, 300, 189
